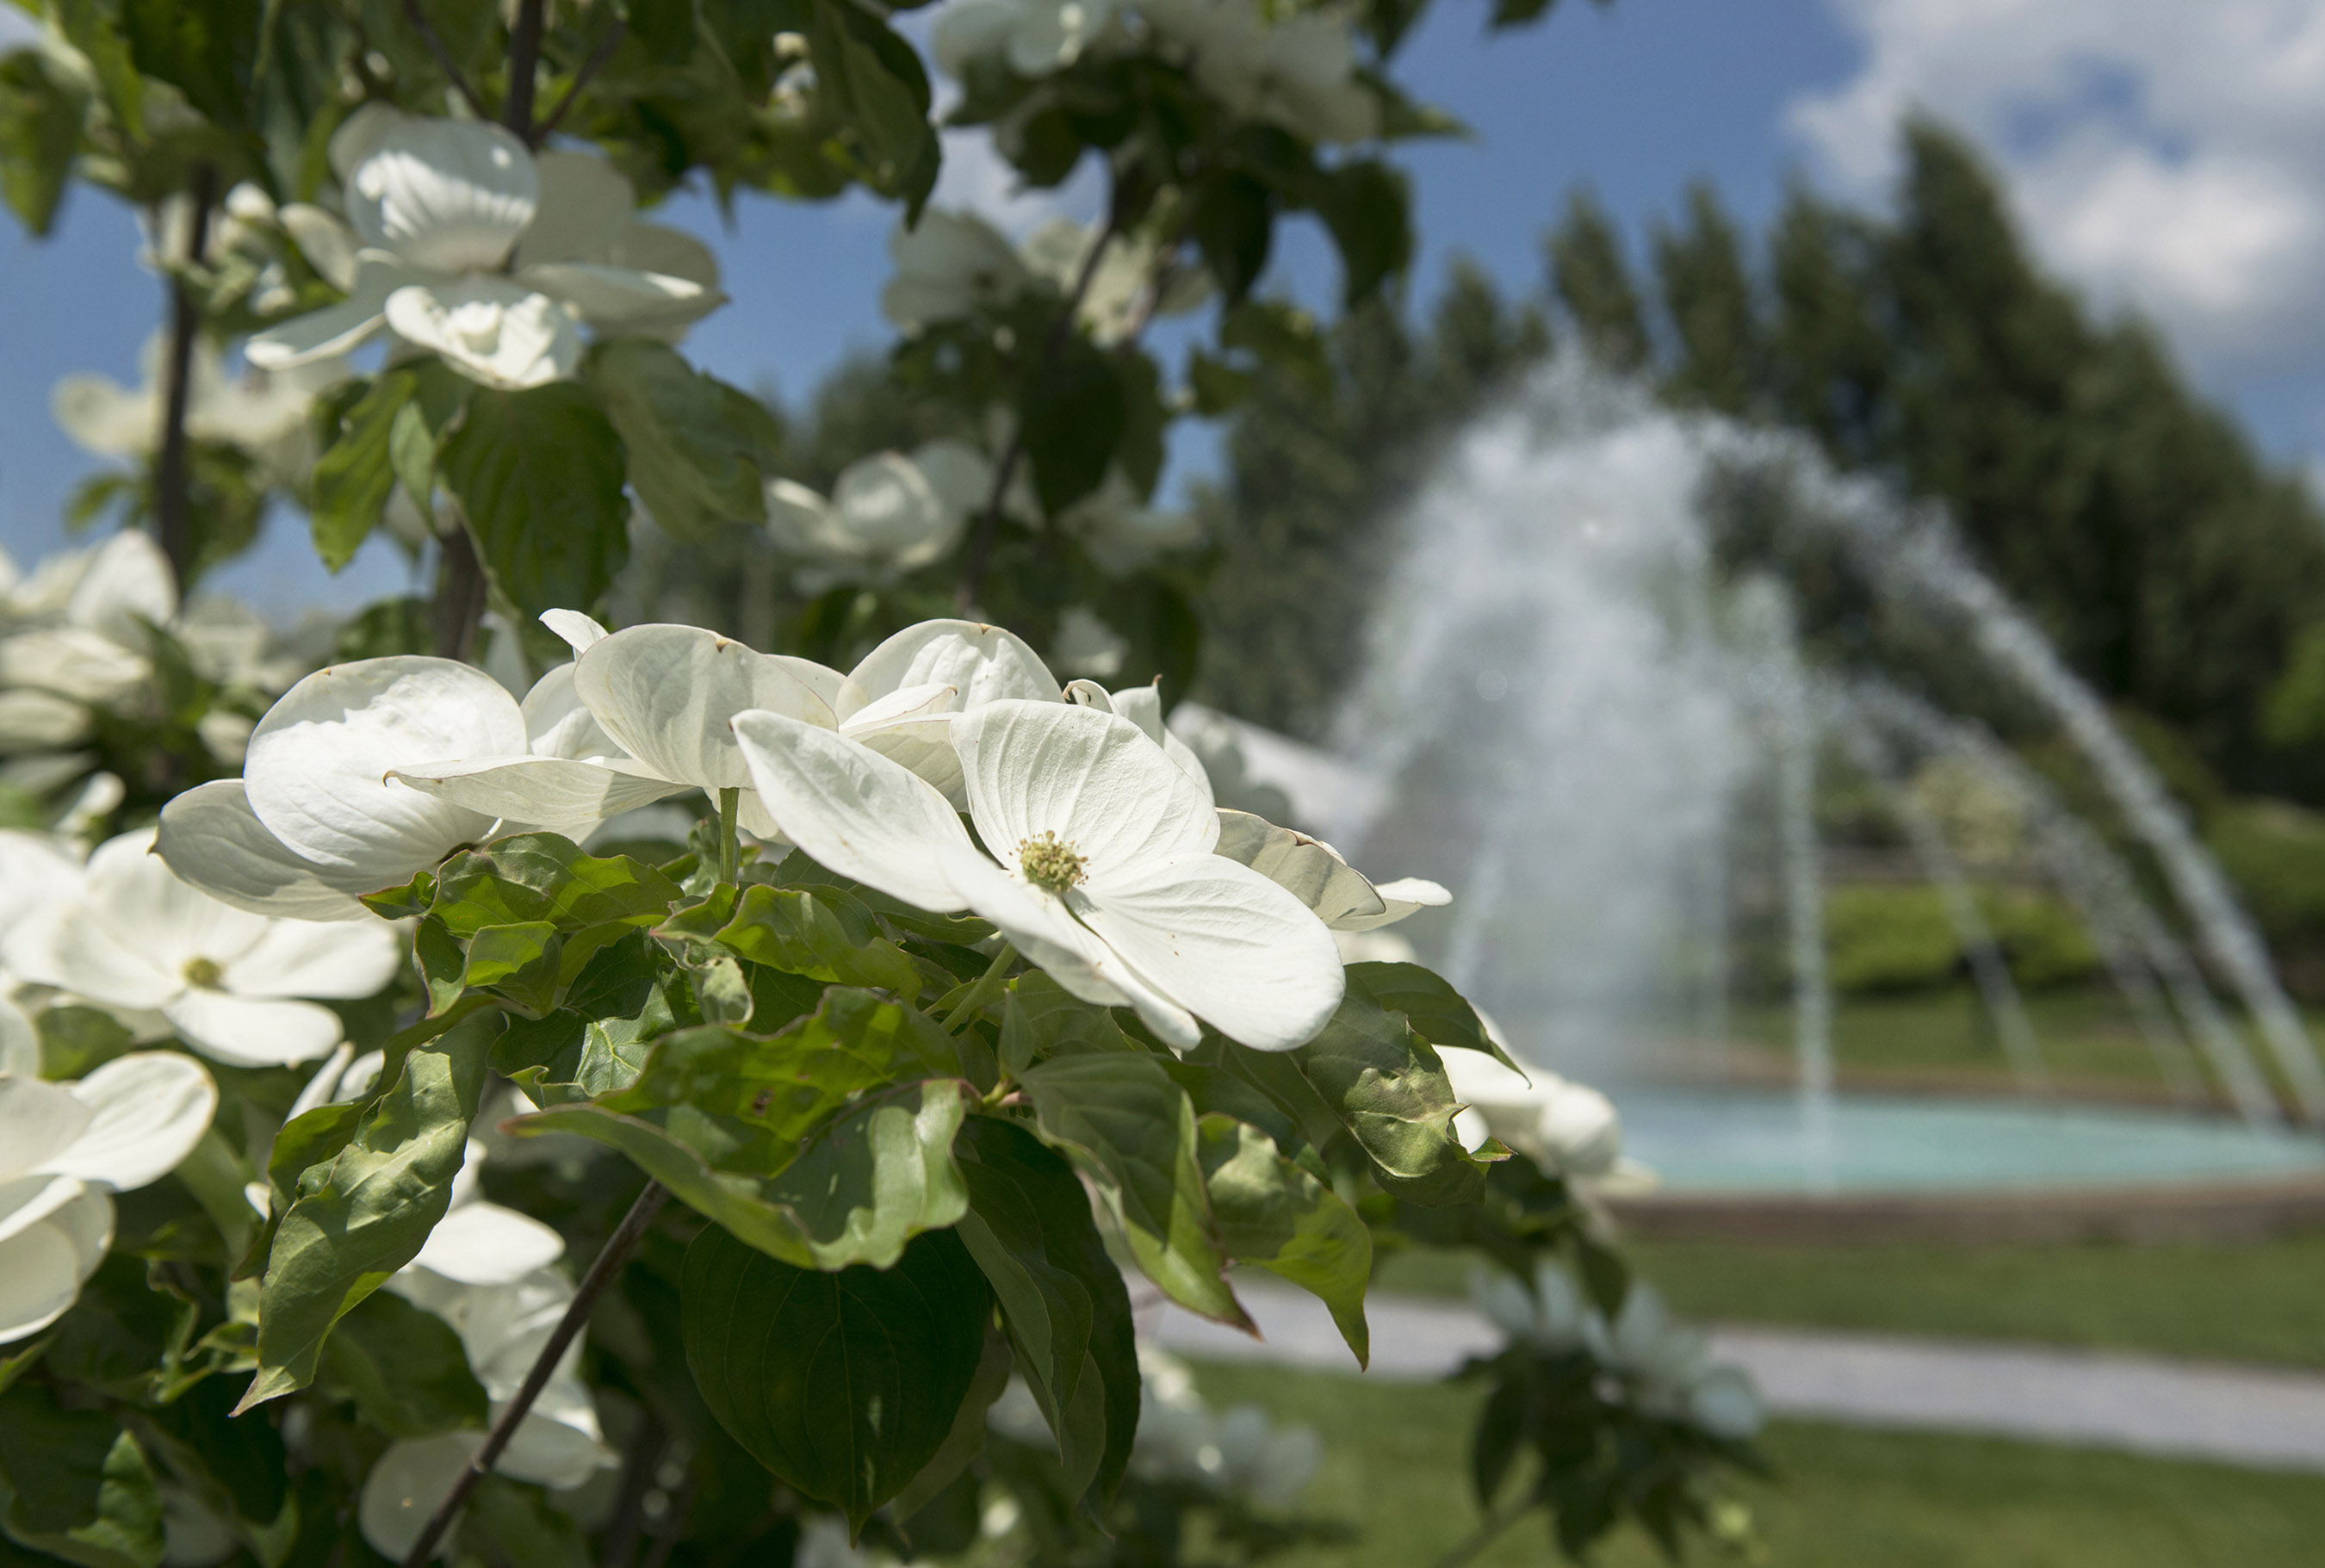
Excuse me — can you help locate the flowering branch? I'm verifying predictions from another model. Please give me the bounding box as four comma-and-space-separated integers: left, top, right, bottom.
154, 164, 217, 592
399, 1179, 671, 1568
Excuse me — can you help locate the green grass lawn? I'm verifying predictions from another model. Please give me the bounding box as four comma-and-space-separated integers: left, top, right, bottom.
1190, 1360, 2325, 1567
1375, 1231, 2325, 1368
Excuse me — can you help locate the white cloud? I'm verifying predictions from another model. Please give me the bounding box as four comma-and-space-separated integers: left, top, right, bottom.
1793, 0, 2325, 369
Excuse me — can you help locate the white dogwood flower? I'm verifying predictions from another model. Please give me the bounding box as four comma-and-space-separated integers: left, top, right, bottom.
1140, 0, 1380, 144
1209, 809, 1449, 932
734, 697, 1343, 1050
765, 440, 992, 575
0, 1052, 217, 1342
1586, 1283, 1762, 1439
1055, 471, 1203, 575
157, 655, 629, 919
933, 0, 1124, 77
1019, 218, 1210, 345
878, 209, 1033, 333
251, 114, 723, 389
53, 332, 348, 480
1442, 1050, 1624, 1180
0, 531, 176, 722
2, 828, 404, 1066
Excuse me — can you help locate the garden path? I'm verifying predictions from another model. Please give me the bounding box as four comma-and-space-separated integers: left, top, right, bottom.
1150, 1283, 2325, 1472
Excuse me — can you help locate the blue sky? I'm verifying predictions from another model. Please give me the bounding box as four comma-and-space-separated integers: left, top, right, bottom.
6, 0, 2320, 615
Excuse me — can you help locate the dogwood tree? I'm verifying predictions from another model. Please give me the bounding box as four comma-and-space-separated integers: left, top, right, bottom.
0, 2, 1761, 1565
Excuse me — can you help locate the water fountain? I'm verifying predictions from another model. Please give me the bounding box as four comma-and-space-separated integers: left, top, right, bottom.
1326, 356, 2325, 1228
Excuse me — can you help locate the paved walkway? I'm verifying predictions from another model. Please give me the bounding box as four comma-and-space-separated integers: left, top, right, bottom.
1151, 1284, 2325, 1473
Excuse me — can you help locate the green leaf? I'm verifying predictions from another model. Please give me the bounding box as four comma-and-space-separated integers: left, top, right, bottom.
460, 920, 565, 1016
439, 383, 630, 621
1347, 960, 1522, 1072
240, 1010, 501, 1409
333, 596, 433, 660
952, 1116, 1139, 1509
1318, 159, 1413, 307
1020, 336, 1124, 517
0, 1391, 163, 1568
140, 1376, 287, 1534
431, 834, 681, 938
493, 929, 681, 1100
681, 882, 922, 1001
807, 0, 940, 208
585, 341, 782, 539
0, 53, 84, 236
519, 991, 970, 1269
1195, 1114, 1371, 1366
1236, 989, 1485, 1205
317, 1290, 489, 1439
889, 1326, 1012, 1524
458, 1476, 590, 1568
997, 971, 1138, 1074
681, 1222, 991, 1533
1187, 349, 1257, 418
1186, 172, 1274, 304
1220, 300, 1331, 401
1018, 1054, 1245, 1328
311, 372, 412, 572
121, 0, 260, 128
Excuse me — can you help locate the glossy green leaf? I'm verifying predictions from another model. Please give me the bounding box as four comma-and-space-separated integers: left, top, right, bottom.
140, 1377, 287, 1534
0, 53, 83, 236
664, 881, 922, 1001
952, 1115, 1139, 1509
1195, 1114, 1371, 1366
439, 383, 630, 621
310, 372, 412, 573
586, 341, 783, 539
997, 971, 1138, 1074
317, 1290, 489, 1440
889, 1326, 1013, 1524
431, 834, 681, 938
456, 1475, 590, 1568
121, 0, 260, 129
460, 920, 564, 1015
240, 1010, 501, 1409
1187, 172, 1274, 304
493, 929, 682, 1101
1318, 159, 1413, 307
1019, 1054, 1245, 1328
1020, 336, 1124, 517
807, 0, 940, 208
0, 1391, 163, 1568
519, 991, 970, 1268
681, 1222, 991, 1533
1347, 960, 1521, 1071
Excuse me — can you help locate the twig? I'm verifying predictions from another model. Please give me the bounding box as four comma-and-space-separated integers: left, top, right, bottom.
502, 0, 547, 136
536, 20, 629, 144
399, 0, 487, 119
716, 788, 740, 886
154, 164, 217, 594
400, 1180, 671, 1568
953, 211, 1122, 610
430, 524, 489, 660
945, 942, 1017, 1033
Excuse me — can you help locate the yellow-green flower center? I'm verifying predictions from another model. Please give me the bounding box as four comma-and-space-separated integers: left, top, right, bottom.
1017, 831, 1088, 895
182, 956, 224, 989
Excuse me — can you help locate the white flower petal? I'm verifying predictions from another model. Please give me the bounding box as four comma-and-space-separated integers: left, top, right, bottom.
51, 372, 158, 458
160, 989, 346, 1068
538, 609, 611, 655
4, 900, 181, 1009
67, 530, 176, 645
245, 657, 523, 888
389, 756, 690, 835
0, 689, 92, 750
730, 710, 973, 912
0, 626, 151, 703
0, 827, 86, 944
0, 1078, 94, 1184
411, 1201, 567, 1285
1212, 809, 1386, 929
360, 1433, 480, 1562
217, 915, 406, 1001
826, 450, 965, 568
521, 261, 722, 333
153, 781, 372, 921
48, 1052, 217, 1191
84, 827, 271, 974
847, 619, 1062, 712
246, 251, 415, 369
328, 102, 412, 183
511, 152, 636, 269
952, 700, 1216, 876
765, 477, 848, 558
576, 625, 837, 794
1336, 876, 1453, 933
936, 844, 1150, 1018
583, 221, 719, 289
348, 119, 537, 272
1074, 854, 1344, 1051
0, 1201, 101, 1343
385, 279, 580, 391
279, 201, 362, 290
0, 997, 37, 1078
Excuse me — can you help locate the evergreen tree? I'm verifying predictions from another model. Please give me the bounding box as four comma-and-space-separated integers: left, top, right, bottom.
1654, 183, 1761, 416
1546, 189, 1650, 372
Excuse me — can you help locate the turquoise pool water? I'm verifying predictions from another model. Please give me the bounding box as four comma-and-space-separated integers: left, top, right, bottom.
1617, 1090, 2325, 1195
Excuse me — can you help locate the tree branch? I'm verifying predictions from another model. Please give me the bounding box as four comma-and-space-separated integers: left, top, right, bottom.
399, 0, 487, 119
953, 211, 1122, 611
154, 164, 217, 594
502, 0, 548, 138
430, 524, 490, 661
400, 1180, 670, 1568
536, 20, 629, 144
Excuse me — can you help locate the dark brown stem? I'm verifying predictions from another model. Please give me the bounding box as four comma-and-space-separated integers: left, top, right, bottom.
430, 524, 490, 660
154, 165, 217, 595
398, 1181, 670, 1568
399, 0, 487, 118
536, 20, 629, 144
502, 0, 547, 138
953, 210, 1122, 611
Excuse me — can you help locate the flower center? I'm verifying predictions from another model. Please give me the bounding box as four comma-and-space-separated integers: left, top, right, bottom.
446, 299, 504, 353
1017, 831, 1088, 895
182, 956, 224, 989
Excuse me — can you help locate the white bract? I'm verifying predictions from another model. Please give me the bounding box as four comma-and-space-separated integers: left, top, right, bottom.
735, 696, 1343, 1050
2, 828, 403, 1067
934, 0, 1124, 77
1140, 0, 1380, 144
0, 1052, 217, 1342
1127, 1347, 1321, 1509
1050, 605, 1129, 678
53, 332, 348, 480
251, 112, 723, 390
1442, 1049, 1626, 1180
878, 209, 1034, 333
1020, 218, 1210, 345
1052, 470, 1203, 575
158, 653, 648, 919
1472, 1258, 1592, 1353
1586, 1283, 1764, 1441
765, 440, 992, 576
1210, 808, 1448, 933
